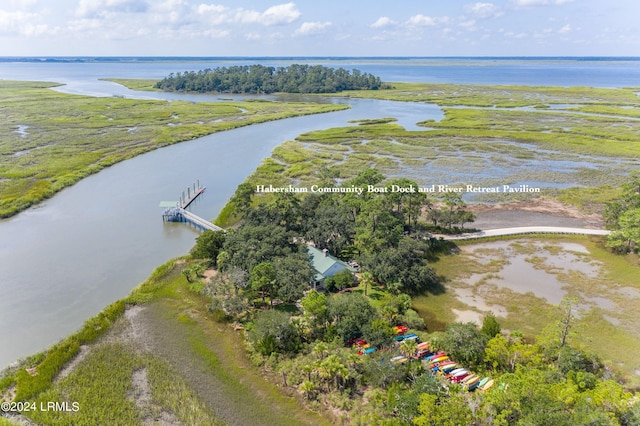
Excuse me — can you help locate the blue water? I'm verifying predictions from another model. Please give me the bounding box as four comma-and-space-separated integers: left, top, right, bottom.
1, 56, 639, 87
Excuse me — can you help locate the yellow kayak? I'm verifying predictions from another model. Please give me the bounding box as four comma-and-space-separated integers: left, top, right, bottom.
462, 374, 479, 385
479, 379, 495, 392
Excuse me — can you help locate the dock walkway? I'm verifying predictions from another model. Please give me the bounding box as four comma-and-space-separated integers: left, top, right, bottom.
177, 208, 224, 232
438, 226, 611, 241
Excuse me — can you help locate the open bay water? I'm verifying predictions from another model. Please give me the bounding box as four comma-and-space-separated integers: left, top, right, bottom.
1, 56, 640, 88
0, 57, 639, 367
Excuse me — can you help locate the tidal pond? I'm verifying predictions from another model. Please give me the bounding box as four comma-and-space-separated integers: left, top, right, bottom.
460, 240, 601, 306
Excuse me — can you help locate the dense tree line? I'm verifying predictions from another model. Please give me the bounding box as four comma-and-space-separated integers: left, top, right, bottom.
186, 169, 639, 424
263, 300, 639, 425
605, 171, 640, 253
190, 168, 474, 312
154, 64, 390, 94
191, 169, 450, 306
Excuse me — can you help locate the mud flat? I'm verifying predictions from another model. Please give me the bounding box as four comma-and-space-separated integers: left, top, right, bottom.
426, 234, 640, 384
470, 198, 603, 230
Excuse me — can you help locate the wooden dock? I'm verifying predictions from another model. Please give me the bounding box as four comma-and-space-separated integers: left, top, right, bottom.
161, 181, 224, 233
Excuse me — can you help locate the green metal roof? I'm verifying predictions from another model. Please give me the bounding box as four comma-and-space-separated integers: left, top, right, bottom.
307, 246, 355, 280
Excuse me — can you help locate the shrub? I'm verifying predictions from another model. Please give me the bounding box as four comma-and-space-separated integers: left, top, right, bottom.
248, 310, 301, 356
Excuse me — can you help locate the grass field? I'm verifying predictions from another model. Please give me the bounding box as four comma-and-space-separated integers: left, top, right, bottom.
0, 80, 347, 218
217, 124, 634, 225
337, 82, 640, 108
0, 260, 331, 425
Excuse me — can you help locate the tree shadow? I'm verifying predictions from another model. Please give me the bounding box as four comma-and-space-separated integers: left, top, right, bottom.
427, 275, 447, 296
274, 303, 300, 314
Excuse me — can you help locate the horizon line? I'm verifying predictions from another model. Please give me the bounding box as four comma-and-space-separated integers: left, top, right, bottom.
1, 55, 639, 59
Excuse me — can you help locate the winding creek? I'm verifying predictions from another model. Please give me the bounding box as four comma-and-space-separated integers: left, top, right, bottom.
0, 80, 443, 367
1, 58, 639, 367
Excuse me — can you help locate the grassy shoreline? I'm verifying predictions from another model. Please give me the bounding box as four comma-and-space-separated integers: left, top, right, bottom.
202, 82, 638, 225
0, 259, 331, 425
0, 80, 348, 219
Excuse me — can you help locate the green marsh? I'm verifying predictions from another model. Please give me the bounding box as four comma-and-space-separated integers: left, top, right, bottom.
0, 80, 347, 218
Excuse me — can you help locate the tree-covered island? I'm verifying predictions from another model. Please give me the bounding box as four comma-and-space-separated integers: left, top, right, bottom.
154, 64, 390, 94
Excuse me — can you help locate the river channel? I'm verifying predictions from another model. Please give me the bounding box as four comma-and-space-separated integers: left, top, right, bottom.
2, 56, 639, 367
0, 80, 443, 367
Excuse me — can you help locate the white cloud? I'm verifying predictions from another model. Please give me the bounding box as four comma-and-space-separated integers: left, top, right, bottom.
0, 9, 51, 36
197, 4, 226, 15
197, 4, 231, 25
66, 17, 101, 32
406, 14, 450, 28
0, 9, 32, 27
407, 14, 436, 26
6, 0, 39, 7
235, 2, 301, 26
558, 24, 571, 33
75, 0, 149, 19
512, 0, 548, 5
460, 19, 477, 29
464, 3, 503, 19
68, 1, 303, 41
197, 2, 301, 26
22, 23, 51, 36
200, 28, 229, 38
511, 0, 574, 6
261, 2, 301, 25
294, 21, 331, 36
371, 16, 395, 28
505, 31, 528, 38
150, 0, 194, 27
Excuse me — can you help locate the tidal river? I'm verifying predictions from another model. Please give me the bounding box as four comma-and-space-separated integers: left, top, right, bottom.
2, 56, 638, 367
0, 81, 442, 368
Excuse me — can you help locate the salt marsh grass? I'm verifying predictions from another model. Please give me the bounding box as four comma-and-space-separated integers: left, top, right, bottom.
0, 259, 329, 424
0, 80, 347, 218
230, 102, 636, 216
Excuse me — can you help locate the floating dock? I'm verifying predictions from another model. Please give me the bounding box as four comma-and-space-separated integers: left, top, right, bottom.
161, 181, 224, 232
179, 180, 205, 209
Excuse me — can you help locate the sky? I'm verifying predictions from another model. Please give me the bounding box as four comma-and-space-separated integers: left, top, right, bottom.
0, 0, 638, 57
